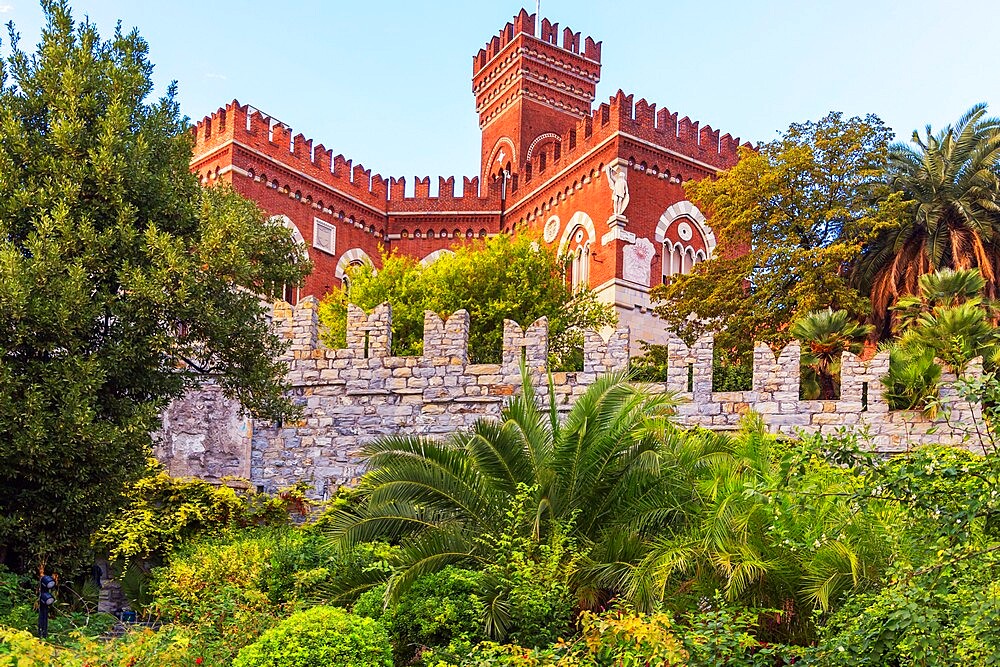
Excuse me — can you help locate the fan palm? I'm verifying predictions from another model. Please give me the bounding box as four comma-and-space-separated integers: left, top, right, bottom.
892, 267, 991, 332
791, 309, 871, 399
880, 343, 941, 414
323, 369, 719, 624
858, 104, 1000, 332
901, 301, 1000, 373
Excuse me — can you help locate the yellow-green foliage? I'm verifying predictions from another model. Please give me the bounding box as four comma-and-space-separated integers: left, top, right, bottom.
0, 625, 198, 667
93, 472, 297, 564
428, 610, 688, 666
318, 234, 615, 364
233, 606, 392, 667
0, 627, 78, 667
150, 529, 301, 658
576, 611, 688, 666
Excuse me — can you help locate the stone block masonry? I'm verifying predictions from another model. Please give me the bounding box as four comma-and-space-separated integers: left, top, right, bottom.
155, 298, 987, 493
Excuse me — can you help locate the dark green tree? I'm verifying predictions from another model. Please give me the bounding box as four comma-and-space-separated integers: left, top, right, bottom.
0, 2, 308, 571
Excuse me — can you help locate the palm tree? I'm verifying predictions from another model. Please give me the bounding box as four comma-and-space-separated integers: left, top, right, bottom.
628, 415, 898, 644
891, 267, 993, 331
858, 104, 1000, 333
323, 370, 719, 631
791, 309, 871, 399
902, 301, 1000, 373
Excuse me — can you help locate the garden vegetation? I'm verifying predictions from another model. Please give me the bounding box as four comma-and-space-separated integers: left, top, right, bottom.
3, 1, 1000, 666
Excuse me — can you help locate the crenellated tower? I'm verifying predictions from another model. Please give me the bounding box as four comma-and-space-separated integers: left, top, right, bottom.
473, 9, 602, 184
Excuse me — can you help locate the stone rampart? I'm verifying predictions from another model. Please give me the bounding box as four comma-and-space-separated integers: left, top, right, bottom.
154, 298, 986, 493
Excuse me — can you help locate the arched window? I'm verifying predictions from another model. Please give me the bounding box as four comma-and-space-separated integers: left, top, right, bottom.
655, 203, 717, 284
567, 227, 591, 291
336, 248, 376, 294
341, 260, 367, 297
268, 215, 307, 305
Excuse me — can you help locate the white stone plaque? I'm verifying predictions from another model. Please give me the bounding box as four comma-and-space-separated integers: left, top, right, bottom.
622, 237, 655, 287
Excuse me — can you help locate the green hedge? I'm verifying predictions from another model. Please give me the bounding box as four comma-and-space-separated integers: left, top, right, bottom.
233, 605, 391, 667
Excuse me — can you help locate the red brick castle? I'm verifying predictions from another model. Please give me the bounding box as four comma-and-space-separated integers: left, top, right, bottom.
189, 9, 749, 348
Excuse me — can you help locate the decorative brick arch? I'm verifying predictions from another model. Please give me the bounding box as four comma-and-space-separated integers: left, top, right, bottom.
269, 214, 306, 248
558, 211, 596, 255
335, 248, 375, 279
654, 201, 716, 257
420, 248, 456, 266
525, 132, 562, 160
486, 137, 516, 173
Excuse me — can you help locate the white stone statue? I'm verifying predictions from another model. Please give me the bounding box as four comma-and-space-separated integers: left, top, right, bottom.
605, 164, 630, 217
622, 237, 655, 287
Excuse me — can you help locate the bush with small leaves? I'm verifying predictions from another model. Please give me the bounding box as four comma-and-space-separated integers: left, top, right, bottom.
233, 605, 392, 667
354, 567, 488, 666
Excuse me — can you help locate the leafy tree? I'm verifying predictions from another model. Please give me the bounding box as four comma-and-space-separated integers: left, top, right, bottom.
324, 370, 711, 632
651, 112, 902, 363
858, 104, 1000, 334
0, 2, 308, 571
318, 233, 615, 365
791, 308, 871, 399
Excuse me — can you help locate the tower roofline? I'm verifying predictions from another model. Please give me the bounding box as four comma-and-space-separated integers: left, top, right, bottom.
472, 8, 602, 75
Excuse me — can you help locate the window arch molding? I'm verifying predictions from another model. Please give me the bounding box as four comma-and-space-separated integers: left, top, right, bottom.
419, 248, 456, 266
653, 200, 716, 256
557, 211, 596, 256
525, 132, 562, 160
269, 214, 307, 250
268, 215, 308, 304
335, 247, 375, 280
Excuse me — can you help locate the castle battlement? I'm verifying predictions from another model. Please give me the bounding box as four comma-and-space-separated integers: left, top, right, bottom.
157, 299, 988, 490
510, 89, 750, 196
472, 10, 602, 76
192, 101, 503, 215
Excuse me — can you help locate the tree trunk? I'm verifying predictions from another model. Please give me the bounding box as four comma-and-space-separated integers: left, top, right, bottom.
819, 372, 837, 400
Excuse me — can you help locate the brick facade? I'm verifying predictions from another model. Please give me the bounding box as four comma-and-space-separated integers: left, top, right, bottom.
188, 9, 750, 349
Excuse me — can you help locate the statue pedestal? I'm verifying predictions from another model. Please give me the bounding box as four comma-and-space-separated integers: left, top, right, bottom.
607, 213, 628, 228
602, 215, 635, 245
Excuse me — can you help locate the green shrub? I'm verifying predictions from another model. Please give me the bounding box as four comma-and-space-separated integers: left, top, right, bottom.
487, 533, 577, 648
355, 567, 487, 666
92, 472, 303, 565
301, 540, 396, 607
233, 605, 392, 667
0, 567, 29, 618
680, 601, 802, 667
808, 575, 1000, 666
149, 527, 307, 658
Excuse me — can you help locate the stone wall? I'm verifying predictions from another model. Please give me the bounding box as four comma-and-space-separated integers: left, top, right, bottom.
154, 383, 252, 482
156, 298, 986, 492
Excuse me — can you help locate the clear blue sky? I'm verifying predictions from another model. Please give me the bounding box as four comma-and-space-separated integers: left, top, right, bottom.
2, 1, 998, 181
